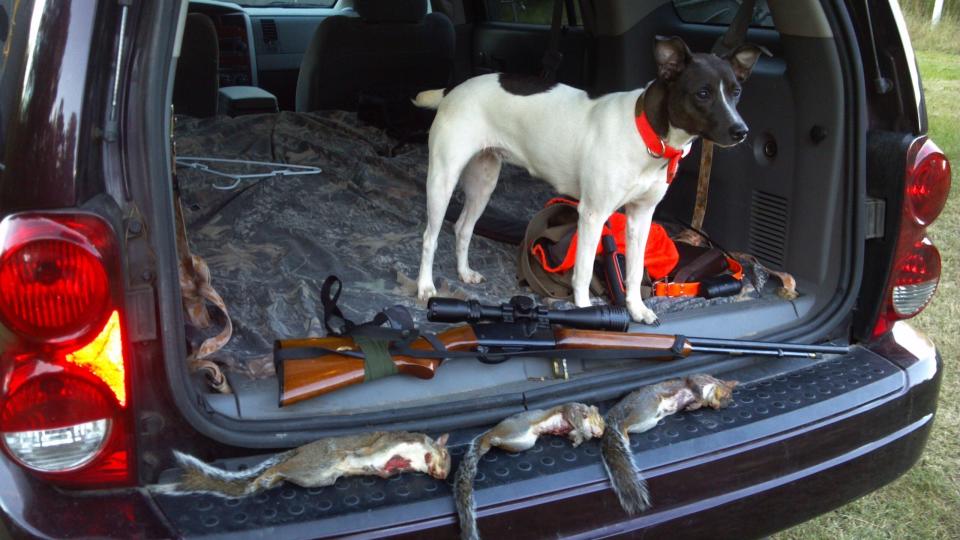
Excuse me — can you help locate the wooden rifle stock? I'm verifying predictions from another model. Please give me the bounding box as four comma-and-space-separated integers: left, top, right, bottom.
277, 326, 479, 406
553, 328, 693, 355
277, 327, 693, 406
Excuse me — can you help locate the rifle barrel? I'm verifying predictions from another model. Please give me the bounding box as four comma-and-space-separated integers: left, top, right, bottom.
687, 336, 849, 356
690, 345, 818, 359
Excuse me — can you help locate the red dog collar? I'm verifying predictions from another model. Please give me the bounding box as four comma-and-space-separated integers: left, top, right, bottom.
635, 111, 684, 184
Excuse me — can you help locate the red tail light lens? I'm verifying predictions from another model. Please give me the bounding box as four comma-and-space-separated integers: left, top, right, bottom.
890, 238, 940, 317
0, 213, 135, 488
0, 216, 114, 346
1, 372, 115, 432
906, 139, 951, 225
873, 137, 951, 336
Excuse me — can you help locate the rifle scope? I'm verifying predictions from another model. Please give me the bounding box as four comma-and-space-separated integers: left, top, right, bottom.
427, 296, 631, 332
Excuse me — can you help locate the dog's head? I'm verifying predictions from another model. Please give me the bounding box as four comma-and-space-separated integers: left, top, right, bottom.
652, 36, 770, 147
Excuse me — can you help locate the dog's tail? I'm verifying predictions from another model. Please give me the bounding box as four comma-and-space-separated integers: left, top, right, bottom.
600, 427, 651, 516
413, 88, 446, 110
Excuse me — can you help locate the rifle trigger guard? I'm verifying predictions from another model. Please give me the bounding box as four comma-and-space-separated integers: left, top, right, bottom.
476, 346, 507, 364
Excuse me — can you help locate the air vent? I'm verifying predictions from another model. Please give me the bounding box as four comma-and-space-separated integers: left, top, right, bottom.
748, 190, 789, 269
260, 19, 278, 44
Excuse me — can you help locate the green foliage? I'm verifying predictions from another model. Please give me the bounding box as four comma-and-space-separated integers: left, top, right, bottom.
901, 0, 960, 54
901, 0, 960, 21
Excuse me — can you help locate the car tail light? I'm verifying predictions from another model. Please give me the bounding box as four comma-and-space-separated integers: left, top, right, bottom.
905, 140, 951, 225
0, 216, 113, 345
2, 375, 114, 472
891, 238, 940, 316
873, 138, 951, 336
0, 213, 135, 488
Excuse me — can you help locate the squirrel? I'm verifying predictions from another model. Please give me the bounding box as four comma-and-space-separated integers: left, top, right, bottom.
454, 402, 605, 540
601, 374, 738, 515
157, 431, 450, 498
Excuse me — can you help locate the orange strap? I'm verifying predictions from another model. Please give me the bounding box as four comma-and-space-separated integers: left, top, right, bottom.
653, 257, 743, 297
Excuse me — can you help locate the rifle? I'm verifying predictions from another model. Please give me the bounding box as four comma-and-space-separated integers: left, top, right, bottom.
275, 296, 849, 407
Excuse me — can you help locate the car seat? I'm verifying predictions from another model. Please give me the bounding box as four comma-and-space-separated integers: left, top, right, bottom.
295, 0, 455, 112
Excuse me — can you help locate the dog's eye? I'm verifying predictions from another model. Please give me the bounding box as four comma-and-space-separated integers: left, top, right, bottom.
731, 87, 742, 98
696, 88, 711, 100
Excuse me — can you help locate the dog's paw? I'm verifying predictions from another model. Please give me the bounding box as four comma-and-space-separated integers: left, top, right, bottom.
573, 292, 592, 308
417, 283, 438, 302
458, 268, 485, 285
627, 298, 659, 325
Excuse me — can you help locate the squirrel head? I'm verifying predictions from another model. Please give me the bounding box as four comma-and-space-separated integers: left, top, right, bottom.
423, 433, 451, 480
686, 374, 738, 409
565, 403, 606, 439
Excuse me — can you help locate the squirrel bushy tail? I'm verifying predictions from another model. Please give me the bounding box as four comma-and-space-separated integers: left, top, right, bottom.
162, 450, 289, 498
600, 427, 650, 516
454, 437, 490, 540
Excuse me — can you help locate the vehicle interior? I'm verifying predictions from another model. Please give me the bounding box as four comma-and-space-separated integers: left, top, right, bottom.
166, 0, 854, 439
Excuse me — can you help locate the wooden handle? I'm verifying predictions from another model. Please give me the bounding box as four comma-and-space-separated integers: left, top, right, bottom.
554, 328, 692, 359
692, 140, 714, 231
277, 326, 478, 406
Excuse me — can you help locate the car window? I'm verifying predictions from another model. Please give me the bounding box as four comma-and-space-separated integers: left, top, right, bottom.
235, 0, 337, 7
0, 0, 12, 172
672, 0, 774, 28
485, 0, 581, 26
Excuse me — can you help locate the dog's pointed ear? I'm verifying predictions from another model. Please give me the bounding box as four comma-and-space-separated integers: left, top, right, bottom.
654, 35, 692, 82
725, 44, 772, 82
435, 433, 449, 447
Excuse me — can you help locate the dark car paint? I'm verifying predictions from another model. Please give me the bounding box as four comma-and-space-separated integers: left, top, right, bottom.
0, 0, 94, 211
0, 0, 944, 538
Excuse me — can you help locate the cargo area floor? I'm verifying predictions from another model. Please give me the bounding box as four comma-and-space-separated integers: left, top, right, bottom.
174, 111, 800, 414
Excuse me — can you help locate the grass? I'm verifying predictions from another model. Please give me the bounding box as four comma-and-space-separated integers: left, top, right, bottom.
900, 0, 960, 54
774, 6, 960, 540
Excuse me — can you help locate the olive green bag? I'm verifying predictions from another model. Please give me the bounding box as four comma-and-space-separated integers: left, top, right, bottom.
516, 203, 606, 300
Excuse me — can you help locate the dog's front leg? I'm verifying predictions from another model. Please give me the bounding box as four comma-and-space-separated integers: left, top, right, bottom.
625, 202, 659, 325
571, 207, 606, 307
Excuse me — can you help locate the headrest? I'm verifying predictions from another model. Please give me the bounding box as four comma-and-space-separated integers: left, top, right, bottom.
355, 0, 427, 24
185, 12, 217, 36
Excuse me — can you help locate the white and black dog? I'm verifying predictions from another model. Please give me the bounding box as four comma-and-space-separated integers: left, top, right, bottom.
414, 36, 767, 324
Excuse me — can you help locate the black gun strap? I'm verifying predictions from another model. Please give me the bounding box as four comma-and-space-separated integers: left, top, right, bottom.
314, 275, 424, 381
320, 276, 355, 335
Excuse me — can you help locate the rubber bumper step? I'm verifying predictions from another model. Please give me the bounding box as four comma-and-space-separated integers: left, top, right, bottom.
152, 353, 900, 536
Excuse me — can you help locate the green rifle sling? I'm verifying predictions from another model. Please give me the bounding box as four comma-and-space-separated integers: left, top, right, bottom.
353, 336, 399, 382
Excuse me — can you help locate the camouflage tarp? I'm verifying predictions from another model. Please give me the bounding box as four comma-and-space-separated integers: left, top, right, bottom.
173, 111, 774, 377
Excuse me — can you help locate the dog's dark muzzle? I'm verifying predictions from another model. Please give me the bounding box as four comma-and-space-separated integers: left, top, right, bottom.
708, 121, 749, 147
729, 123, 748, 143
